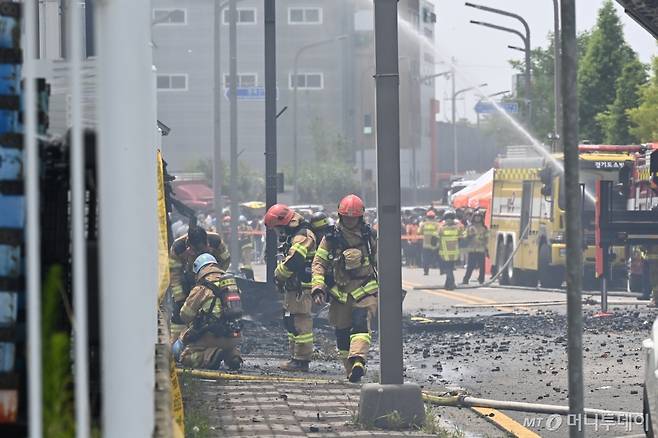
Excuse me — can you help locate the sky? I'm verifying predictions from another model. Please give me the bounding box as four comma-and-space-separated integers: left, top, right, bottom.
429, 0, 657, 124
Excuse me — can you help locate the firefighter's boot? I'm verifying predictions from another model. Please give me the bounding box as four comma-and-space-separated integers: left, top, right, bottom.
348, 357, 366, 383
279, 359, 310, 372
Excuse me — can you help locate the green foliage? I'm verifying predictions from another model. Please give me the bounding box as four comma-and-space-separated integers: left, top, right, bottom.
597, 55, 648, 144
187, 158, 264, 201
296, 117, 359, 204
629, 56, 658, 142
42, 265, 75, 438
578, 0, 633, 143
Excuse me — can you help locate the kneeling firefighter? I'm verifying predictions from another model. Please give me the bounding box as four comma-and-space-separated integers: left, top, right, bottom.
177, 253, 243, 370
264, 204, 317, 372
311, 194, 378, 383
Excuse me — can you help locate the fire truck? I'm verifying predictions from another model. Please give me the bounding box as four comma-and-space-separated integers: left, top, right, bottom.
488, 145, 637, 289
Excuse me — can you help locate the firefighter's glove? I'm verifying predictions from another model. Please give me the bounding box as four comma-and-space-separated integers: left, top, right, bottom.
311, 288, 325, 305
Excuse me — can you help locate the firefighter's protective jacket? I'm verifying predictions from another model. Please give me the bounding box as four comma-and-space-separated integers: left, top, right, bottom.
275, 214, 317, 290
464, 223, 488, 253
180, 265, 236, 324
419, 219, 439, 250
438, 221, 464, 262
312, 221, 378, 303
170, 232, 231, 304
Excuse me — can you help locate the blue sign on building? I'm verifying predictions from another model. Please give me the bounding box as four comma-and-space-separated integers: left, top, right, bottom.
474, 101, 519, 114
224, 86, 278, 101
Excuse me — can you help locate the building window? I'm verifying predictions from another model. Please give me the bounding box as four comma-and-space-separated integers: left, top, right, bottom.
222, 8, 257, 25
289, 73, 323, 90
424, 28, 433, 39
288, 7, 322, 24
152, 8, 187, 25
223, 73, 258, 88
157, 74, 188, 91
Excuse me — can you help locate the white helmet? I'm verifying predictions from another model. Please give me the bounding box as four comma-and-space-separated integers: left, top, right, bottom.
193, 253, 218, 274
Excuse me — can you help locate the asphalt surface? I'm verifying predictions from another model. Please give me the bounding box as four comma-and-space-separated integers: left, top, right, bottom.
195, 264, 657, 437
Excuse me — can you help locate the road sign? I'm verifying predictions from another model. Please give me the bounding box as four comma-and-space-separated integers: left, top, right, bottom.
474, 101, 519, 114
224, 86, 278, 101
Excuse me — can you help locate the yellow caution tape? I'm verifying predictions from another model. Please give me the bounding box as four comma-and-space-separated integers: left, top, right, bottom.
169, 355, 185, 437
156, 151, 170, 304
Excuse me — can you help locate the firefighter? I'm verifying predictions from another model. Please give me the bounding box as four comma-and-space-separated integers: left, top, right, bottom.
170, 226, 231, 325
419, 210, 440, 275
177, 253, 243, 370
310, 210, 335, 242
311, 194, 378, 383
646, 244, 658, 306
462, 210, 489, 284
238, 215, 255, 280
438, 210, 464, 290
264, 204, 317, 372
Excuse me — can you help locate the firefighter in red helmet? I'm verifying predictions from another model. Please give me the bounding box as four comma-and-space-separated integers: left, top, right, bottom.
264, 204, 317, 372
311, 194, 378, 383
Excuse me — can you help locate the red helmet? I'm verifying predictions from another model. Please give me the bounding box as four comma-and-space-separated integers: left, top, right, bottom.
264, 204, 294, 228
426, 210, 436, 218
338, 194, 365, 217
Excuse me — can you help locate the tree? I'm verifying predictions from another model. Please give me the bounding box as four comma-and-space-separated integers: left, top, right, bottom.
596, 55, 648, 144
509, 32, 590, 141
296, 117, 359, 203
629, 56, 658, 142
578, 0, 633, 143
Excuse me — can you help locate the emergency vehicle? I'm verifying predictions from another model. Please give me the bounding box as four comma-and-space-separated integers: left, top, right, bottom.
489, 146, 637, 289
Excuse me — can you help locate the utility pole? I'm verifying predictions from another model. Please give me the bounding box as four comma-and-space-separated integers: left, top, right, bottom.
213, 0, 223, 218
451, 62, 456, 174
552, 0, 561, 153
561, 0, 584, 436
228, 0, 240, 272
264, 0, 277, 286
359, 0, 424, 429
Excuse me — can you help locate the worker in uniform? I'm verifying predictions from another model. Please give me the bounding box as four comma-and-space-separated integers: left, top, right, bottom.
462, 210, 489, 284
264, 204, 317, 372
646, 244, 658, 306
238, 215, 255, 279
437, 210, 464, 290
177, 253, 242, 370
311, 194, 378, 383
310, 210, 335, 242
419, 210, 440, 276
170, 226, 231, 325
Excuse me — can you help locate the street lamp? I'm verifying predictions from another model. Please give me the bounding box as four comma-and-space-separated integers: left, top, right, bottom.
465, 2, 532, 124
292, 35, 348, 203
452, 83, 487, 174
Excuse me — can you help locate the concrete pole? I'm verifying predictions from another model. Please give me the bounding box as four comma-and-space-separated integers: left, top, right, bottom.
359, 2, 424, 428
96, 0, 158, 435
292, 53, 299, 203
23, 0, 43, 435
68, 0, 90, 436
552, 0, 561, 152
213, 0, 224, 218
560, 0, 584, 436
228, 0, 240, 271
374, 0, 403, 386
264, 0, 277, 286
451, 64, 457, 174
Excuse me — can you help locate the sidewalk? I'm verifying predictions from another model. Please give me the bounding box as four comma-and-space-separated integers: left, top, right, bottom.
179, 370, 442, 438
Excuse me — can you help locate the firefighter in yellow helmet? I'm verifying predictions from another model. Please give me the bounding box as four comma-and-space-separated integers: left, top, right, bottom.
264, 204, 318, 372
419, 210, 440, 276
311, 194, 378, 383
176, 253, 243, 370
438, 210, 464, 290
169, 226, 231, 326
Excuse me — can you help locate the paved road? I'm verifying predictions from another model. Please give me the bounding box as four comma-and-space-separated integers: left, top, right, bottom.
249, 264, 655, 437
401, 265, 654, 438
